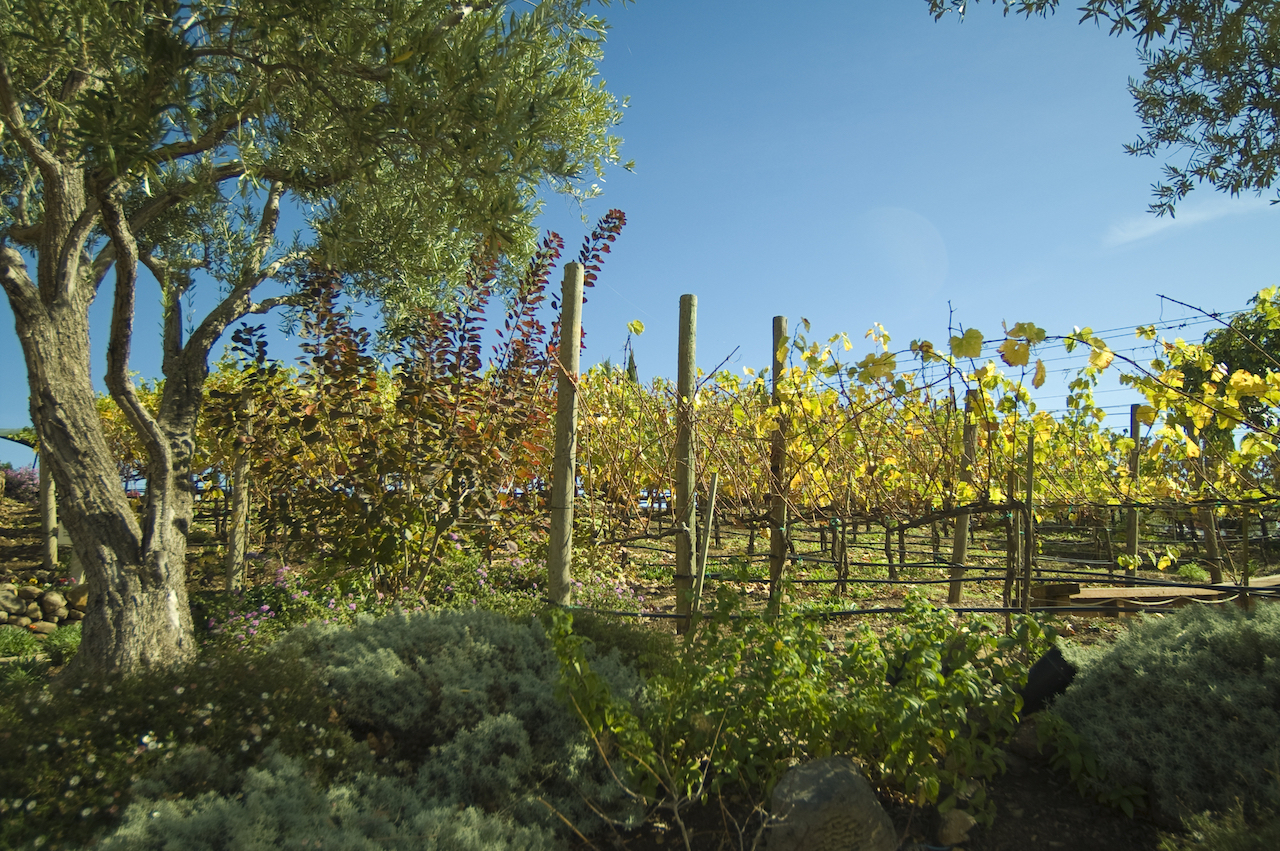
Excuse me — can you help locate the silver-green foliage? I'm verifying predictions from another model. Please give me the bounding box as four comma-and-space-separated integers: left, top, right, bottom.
97, 746, 560, 851
1051, 602, 1280, 821
274, 608, 643, 832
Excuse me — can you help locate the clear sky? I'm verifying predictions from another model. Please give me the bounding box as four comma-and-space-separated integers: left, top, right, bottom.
3, 0, 1279, 469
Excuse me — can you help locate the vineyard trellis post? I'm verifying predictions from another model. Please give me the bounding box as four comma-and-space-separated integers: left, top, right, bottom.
1022, 430, 1036, 614
675, 294, 698, 633
1126, 403, 1140, 586
39, 452, 56, 571
547, 263, 584, 606
948, 389, 978, 604
1003, 465, 1019, 629
769, 315, 788, 613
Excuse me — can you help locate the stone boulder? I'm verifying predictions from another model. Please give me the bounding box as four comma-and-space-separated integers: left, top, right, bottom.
38, 590, 66, 617
768, 757, 896, 851
0, 585, 25, 615
63, 583, 89, 610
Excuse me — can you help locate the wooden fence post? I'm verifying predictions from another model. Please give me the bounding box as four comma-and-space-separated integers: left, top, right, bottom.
39, 452, 57, 570
675, 294, 698, 633
769, 315, 788, 613
1003, 465, 1019, 629
1022, 431, 1036, 614
547, 263, 584, 606
948, 389, 978, 604
1126, 403, 1140, 585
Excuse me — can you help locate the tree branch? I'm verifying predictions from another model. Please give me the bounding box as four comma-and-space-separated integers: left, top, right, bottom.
153, 111, 252, 165
0, 245, 43, 321
0, 52, 59, 180
99, 189, 174, 481
246, 181, 285, 279
89, 161, 247, 290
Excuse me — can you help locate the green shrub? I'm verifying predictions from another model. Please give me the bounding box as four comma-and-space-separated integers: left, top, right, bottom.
0, 645, 361, 851
45, 622, 81, 666
273, 608, 643, 834
1050, 602, 1280, 822
96, 746, 561, 851
0, 624, 40, 658
1159, 804, 1280, 851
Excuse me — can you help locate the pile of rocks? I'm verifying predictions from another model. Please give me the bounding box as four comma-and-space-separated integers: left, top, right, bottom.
0, 582, 87, 635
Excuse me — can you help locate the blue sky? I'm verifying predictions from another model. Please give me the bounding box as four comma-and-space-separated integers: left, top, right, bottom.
3, 0, 1279, 469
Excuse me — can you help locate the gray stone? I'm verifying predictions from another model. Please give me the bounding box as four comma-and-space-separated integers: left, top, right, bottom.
768, 757, 896, 851
39, 590, 66, 615
24, 601, 40, 619
9, 615, 31, 627
0, 610, 7, 624
29, 620, 57, 635
64, 609, 84, 621
63, 583, 89, 610
51, 606, 69, 621
937, 809, 977, 846
16, 586, 41, 601
0, 587, 24, 615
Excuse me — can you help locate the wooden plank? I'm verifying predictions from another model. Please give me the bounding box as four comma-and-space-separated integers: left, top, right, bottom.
1072, 585, 1227, 601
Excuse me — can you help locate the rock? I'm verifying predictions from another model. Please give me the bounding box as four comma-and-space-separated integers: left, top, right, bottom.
1000, 748, 1029, 777
64, 609, 84, 621
0, 587, 25, 615
51, 606, 69, 621
63, 583, 89, 610
28, 620, 57, 635
1019, 645, 1077, 715
39, 590, 66, 615
25, 601, 40, 619
768, 757, 896, 851
1008, 721, 1041, 762
16, 586, 41, 601
937, 809, 977, 846
0, 610, 7, 624
10, 616, 31, 627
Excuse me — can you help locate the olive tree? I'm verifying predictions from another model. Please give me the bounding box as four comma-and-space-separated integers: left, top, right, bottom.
927, 0, 1280, 216
0, 0, 630, 678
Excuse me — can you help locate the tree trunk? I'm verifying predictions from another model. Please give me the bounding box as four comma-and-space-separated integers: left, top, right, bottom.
1, 167, 200, 678
225, 399, 255, 592
12, 295, 197, 678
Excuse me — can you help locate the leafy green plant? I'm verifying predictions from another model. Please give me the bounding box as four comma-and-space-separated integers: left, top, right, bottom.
550, 587, 1049, 843
44, 622, 82, 666
1035, 708, 1148, 817
1176, 562, 1211, 583
0, 625, 40, 658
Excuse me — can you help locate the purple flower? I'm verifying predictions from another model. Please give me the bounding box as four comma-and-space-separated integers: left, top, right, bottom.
347, 603, 357, 611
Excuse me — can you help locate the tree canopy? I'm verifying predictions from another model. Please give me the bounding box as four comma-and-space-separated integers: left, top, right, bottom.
0, 0, 633, 677
927, 0, 1280, 217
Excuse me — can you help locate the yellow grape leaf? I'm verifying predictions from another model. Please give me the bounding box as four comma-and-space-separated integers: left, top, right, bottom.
1088, 343, 1114, 370
1228, 369, 1267, 396
998, 338, 1030, 367
1032, 358, 1047, 389
949, 328, 984, 359
1006, 321, 1047, 344
1136, 324, 1157, 340
1136, 405, 1157, 426
627, 319, 645, 336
